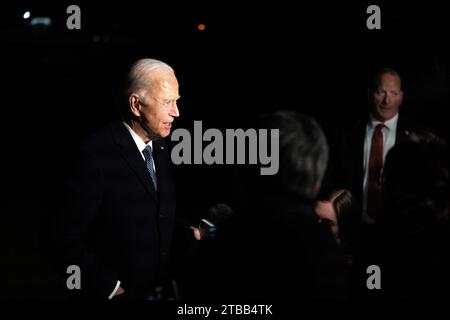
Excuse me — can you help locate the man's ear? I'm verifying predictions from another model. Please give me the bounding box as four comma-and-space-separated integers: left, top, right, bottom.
129, 94, 141, 117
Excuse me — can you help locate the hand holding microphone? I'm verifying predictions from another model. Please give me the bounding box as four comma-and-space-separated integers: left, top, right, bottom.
190, 203, 234, 240
198, 218, 217, 239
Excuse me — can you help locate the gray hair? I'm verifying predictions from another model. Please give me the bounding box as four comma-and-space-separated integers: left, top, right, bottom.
126, 58, 174, 97
258, 111, 329, 200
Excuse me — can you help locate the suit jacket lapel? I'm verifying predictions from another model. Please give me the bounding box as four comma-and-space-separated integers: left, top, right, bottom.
396, 113, 411, 142
110, 121, 157, 200
152, 139, 171, 196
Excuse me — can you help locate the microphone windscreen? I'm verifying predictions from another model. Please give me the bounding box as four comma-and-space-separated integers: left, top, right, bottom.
208, 203, 234, 225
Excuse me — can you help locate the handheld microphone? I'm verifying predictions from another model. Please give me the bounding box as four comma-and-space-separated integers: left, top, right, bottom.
199, 203, 234, 238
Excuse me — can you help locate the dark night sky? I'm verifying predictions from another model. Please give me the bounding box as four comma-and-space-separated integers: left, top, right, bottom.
3, 1, 449, 132
1, 1, 450, 299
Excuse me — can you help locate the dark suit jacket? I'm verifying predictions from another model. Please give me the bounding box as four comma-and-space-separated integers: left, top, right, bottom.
325, 112, 417, 260
331, 113, 414, 207
52, 120, 176, 299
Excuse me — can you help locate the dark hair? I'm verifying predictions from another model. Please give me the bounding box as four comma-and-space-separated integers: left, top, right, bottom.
332, 190, 354, 219
408, 130, 447, 145
383, 132, 449, 228
318, 189, 356, 238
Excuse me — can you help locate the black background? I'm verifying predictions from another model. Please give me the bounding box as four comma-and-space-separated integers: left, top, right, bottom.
1, 1, 449, 299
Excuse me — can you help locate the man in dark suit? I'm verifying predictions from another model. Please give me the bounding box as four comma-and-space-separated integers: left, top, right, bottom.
329, 68, 416, 297
332, 68, 414, 225
51, 58, 195, 299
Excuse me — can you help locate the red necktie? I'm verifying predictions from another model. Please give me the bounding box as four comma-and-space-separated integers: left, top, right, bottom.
367, 123, 385, 219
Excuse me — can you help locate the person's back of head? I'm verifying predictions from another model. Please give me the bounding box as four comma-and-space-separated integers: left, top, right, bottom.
380, 131, 450, 298
316, 189, 356, 242
233, 111, 348, 300
382, 130, 449, 233
256, 110, 329, 201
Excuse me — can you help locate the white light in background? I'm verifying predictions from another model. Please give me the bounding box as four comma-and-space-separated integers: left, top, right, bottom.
30, 17, 52, 27
23, 11, 31, 19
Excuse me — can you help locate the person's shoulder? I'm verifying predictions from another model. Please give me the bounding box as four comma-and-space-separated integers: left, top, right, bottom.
82, 120, 123, 152
397, 112, 422, 139
153, 138, 170, 151
348, 118, 367, 134
333, 118, 366, 147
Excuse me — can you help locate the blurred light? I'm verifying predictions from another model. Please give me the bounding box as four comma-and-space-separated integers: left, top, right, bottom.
30, 17, 52, 27
197, 23, 206, 31
23, 11, 31, 19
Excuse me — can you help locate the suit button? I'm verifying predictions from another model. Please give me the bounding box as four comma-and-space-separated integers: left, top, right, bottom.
161, 251, 166, 256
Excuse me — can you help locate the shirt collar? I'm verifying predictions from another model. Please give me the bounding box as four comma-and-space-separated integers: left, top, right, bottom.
122, 121, 153, 153
369, 113, 399, 131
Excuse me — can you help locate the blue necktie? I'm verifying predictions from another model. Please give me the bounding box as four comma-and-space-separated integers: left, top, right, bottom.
142, 145, 157, 190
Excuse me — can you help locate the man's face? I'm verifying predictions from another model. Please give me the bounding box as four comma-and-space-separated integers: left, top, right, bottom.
138, 70, 180, 140
371, 73, 403, 122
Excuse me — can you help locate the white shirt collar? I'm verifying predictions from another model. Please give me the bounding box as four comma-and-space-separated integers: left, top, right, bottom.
122, 121, 153, 153
369, 113, 399, 132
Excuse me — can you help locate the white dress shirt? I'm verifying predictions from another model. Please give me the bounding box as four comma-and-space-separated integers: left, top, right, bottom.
123, 122, 156, 172
362, 114, 398, 224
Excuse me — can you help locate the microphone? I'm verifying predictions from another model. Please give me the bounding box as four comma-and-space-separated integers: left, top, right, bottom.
199, 203, 234, 238
208, 203, 234, 225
